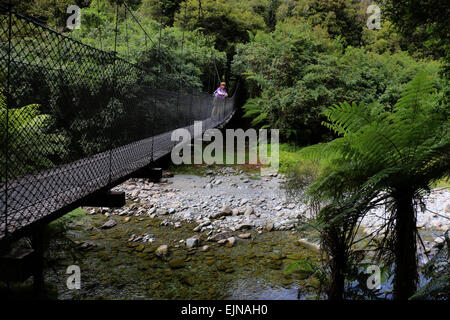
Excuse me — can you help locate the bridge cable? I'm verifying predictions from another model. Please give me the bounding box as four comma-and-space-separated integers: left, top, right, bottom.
123, 1, 188, 84
179, 1, 187, 125
97, 6, 103, 50
3, 0, 13, 238
108, 0, 120, 185
125, 6, 129, 59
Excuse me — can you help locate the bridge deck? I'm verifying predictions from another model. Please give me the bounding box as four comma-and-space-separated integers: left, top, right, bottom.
0, 115, 232, 242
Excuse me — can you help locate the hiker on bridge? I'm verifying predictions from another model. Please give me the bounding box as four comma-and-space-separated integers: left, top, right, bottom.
214, 82, 228, 99
211, 82, 228, 120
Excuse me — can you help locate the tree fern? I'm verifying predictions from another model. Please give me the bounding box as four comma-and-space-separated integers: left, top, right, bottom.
242, 98, 268, 126
296, 71, 449, 299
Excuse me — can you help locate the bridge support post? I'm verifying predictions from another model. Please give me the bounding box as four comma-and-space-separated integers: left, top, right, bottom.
81, 190, 125, 208
0, 245, 35, 284
31, 227, 44, 295
131, 167, 162, 182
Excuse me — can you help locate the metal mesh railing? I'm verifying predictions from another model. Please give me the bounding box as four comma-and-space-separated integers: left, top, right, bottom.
0, 4, 236, 241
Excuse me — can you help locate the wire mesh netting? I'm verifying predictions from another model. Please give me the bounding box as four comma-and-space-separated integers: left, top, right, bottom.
0, 4, 236, 241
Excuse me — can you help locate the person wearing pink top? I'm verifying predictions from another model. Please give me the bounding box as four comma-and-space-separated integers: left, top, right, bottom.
211, 82, 228, 120
214, 82, 228, 98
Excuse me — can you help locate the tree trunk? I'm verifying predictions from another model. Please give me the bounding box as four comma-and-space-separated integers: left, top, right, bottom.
326, 225, 346, 300
393, 192, 418, 300
328, 249, 345, 300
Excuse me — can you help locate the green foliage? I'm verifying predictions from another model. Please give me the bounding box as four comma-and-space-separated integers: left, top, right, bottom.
135, 26, 226, 90
233, 20, 442, 145
8, 0, 74, 30
242, 98, 267, 127
383, 0, 450, 62
71, 1, 158, 57
277, 0, 366, 47
361, 21, 403, 55
411, 231, 450, 300
174, 0, 266, 55
139, 0, 183, 25
303, 71, 449, 200
296, 71, 449, 299
0, 93, 68, 180
71, 1, 226, 91
284, 257, 318, 276
46, 207, 88, 235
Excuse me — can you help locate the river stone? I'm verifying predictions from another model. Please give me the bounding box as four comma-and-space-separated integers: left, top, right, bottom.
180, 275, 194, 286
225, 237, 236, 247
236, 222, 252, 231
168, 257, 185, 269
79, 241, 96, 250
434, 236, 445, 244
210, 205, 231, 219
221, 205, 232, 215
143, 247, 155, 254
156, 208, 169, 216
238, 233, 251, 239
194, 220, 211, 231
135, 244, 145, 252
101, 219, 117, 229
163, 171, 174, 178
209, 231, 234, 242
244, 207, 254, 216
297, 239, 320, 251
155, 245, 169, 257
186, 237, 200, 248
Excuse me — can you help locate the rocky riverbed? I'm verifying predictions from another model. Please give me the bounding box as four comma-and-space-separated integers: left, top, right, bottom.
106, 167, 448, 250
21, 166, 449, 299
43, 209, 321, 299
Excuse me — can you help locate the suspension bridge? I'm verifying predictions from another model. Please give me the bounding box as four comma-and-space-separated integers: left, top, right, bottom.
0, 3, 238, 246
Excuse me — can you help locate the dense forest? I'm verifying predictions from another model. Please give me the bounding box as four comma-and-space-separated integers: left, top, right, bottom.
1, 0, 449, 300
